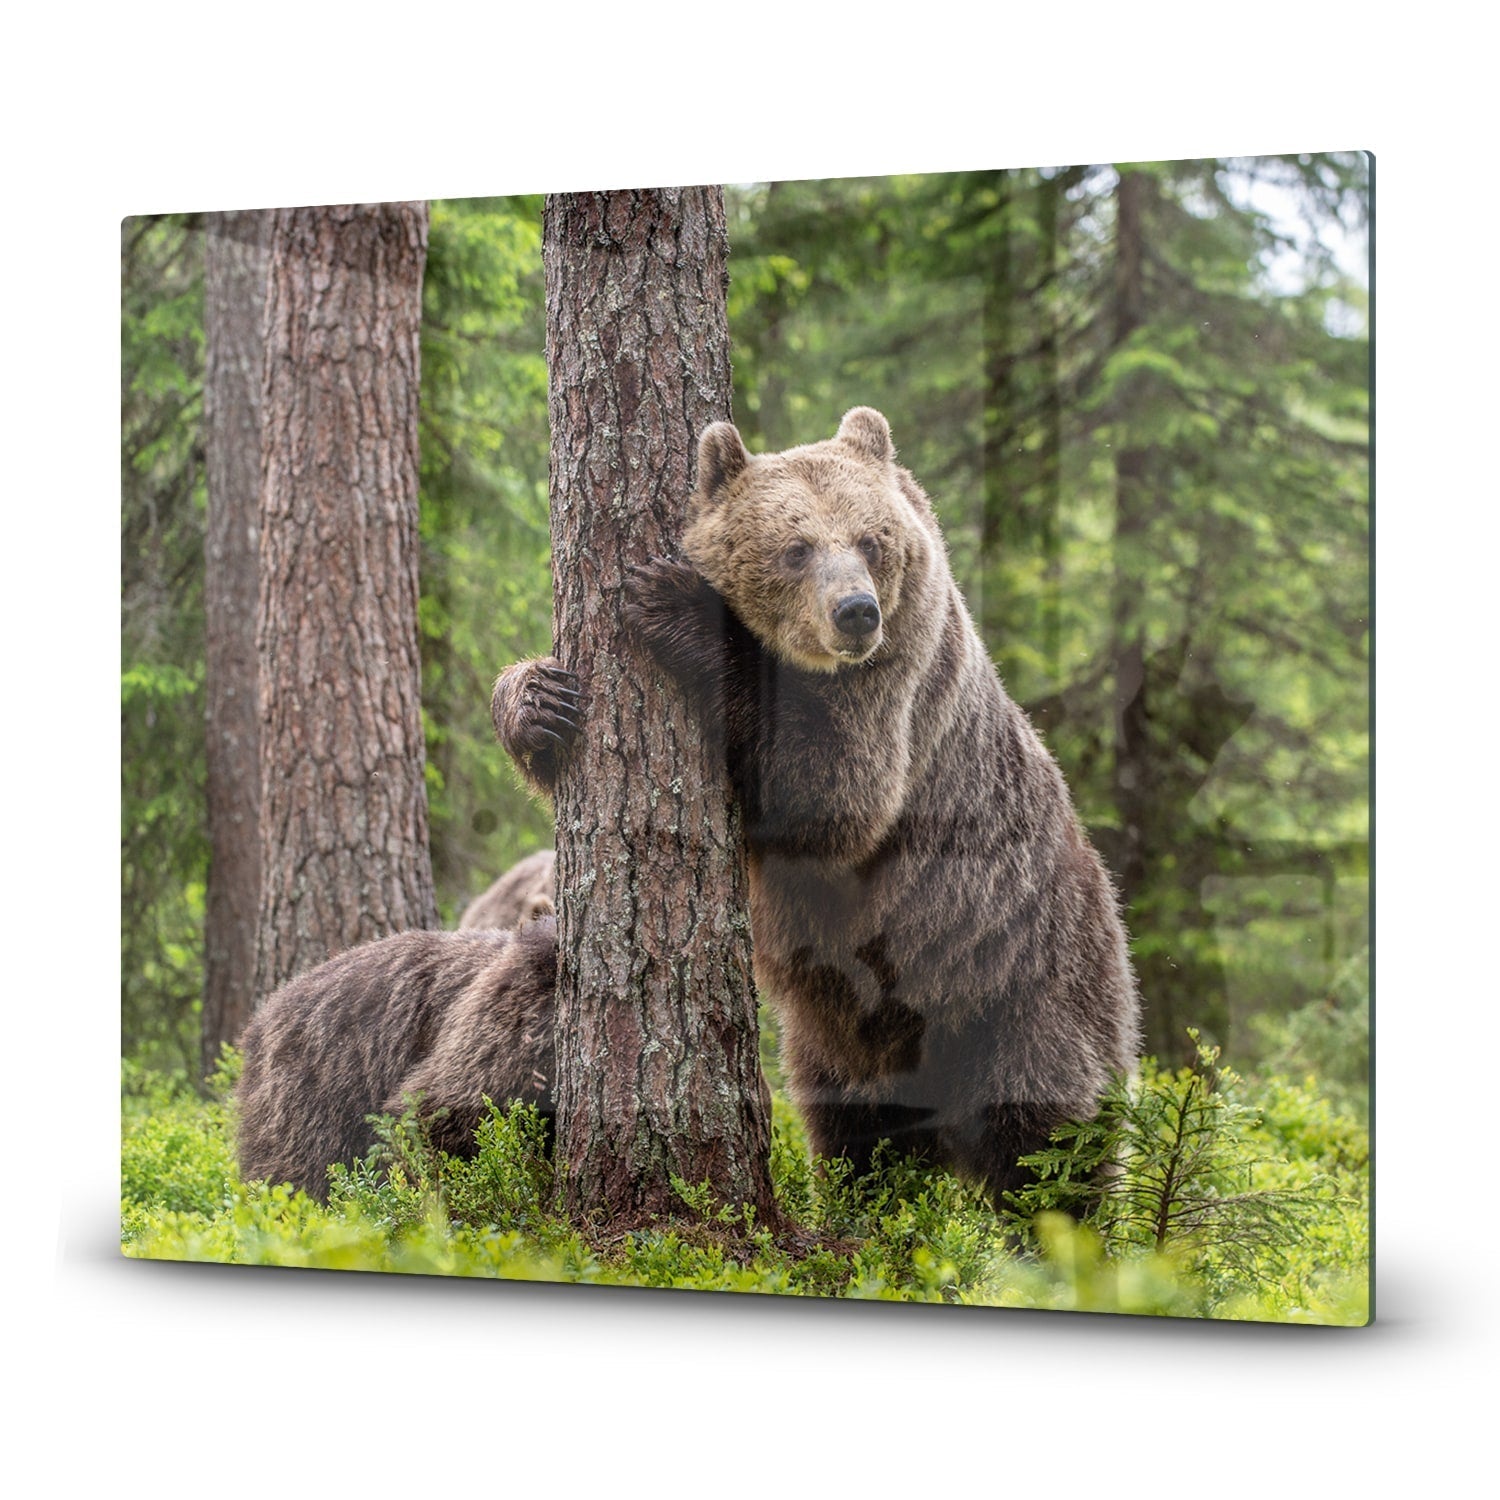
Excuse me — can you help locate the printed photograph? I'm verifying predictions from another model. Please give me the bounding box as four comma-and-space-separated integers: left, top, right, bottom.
121, 158, 1370, 1322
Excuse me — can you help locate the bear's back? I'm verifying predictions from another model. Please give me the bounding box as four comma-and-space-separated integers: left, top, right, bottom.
236, 928, 515, 1196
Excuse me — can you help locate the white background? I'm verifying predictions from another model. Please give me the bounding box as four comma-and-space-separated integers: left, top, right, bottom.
8, 3, 1490, 1492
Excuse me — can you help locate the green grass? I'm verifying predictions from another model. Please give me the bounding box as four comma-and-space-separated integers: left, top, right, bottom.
121, 1046, 1369, 1325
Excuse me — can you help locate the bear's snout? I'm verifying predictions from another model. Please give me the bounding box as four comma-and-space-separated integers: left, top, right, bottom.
833, 591, 881, 639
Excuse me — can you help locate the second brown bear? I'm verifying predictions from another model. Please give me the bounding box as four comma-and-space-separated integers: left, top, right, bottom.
458, 848, 556, 931
236, 918, 557, 1200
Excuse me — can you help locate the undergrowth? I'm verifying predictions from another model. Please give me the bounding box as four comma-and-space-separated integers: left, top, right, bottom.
121, 1039, 1369, 1325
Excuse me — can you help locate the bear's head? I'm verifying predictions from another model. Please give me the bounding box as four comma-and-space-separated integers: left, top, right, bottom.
682, 408, 937, 674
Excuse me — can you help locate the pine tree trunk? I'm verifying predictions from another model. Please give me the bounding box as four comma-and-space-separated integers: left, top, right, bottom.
543, 188, 778, 1230
253, 202, 438, 1001
1110, 170, 1164, 1051
1036, 169, 1064, 683
979, 174, 1014, 578
202, 210, 269, 1075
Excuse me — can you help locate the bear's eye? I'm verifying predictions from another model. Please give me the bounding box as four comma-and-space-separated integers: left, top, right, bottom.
858, 535, 882, 567
783, 541, 812, 570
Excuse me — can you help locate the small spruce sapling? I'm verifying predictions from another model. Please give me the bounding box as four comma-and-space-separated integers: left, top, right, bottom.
1004, 1031, 1325, 1287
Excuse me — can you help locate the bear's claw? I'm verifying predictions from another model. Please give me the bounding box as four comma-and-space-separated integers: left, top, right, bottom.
492, 656, 585, 773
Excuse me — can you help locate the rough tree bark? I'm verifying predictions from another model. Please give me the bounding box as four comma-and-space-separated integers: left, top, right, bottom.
253, 203, 439, 1001
543, 188, 778, 1229
1036, 169, 1065, 682
202, 210, 269, 1075
1110, 169, 1163, 1050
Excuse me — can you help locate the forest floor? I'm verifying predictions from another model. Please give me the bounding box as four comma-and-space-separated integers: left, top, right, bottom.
120, 1044, 1369, 1327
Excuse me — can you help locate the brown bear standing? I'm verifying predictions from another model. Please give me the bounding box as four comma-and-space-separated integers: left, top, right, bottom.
494, 407, 1139, 1207
236, 917, 557, 1200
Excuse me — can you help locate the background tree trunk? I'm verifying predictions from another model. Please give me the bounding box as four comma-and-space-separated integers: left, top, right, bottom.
543, 188, 777, 1229
1110, 169, 1169, 1055
253, 203, 438, 1001
201, 209, 269, 1075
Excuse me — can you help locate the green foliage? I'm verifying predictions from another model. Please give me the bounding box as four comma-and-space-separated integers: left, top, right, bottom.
1008, 1036, 1316, 1262
121, 215, 209, 1073
437, 1101, 557, 1230
120, 1054, 236, 1243
418, 197, 555, 921
1251, 944, 1370, 1115
322, 1096, 448, 1230
323, 1098, 560, 1239
123, 1055, 1366, 1324
1002, 1032, 1367, 1320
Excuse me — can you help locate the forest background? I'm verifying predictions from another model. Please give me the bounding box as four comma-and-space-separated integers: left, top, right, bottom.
122, 157, 1370, 1098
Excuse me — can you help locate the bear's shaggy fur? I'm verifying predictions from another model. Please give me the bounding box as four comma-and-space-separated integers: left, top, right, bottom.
458, 848, 557, 931
609, 408, 1142, 1204
236, 917, 557, 1200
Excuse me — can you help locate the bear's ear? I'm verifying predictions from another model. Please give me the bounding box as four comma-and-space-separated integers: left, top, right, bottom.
696, 422, 750, 502
837, 407, 894, 463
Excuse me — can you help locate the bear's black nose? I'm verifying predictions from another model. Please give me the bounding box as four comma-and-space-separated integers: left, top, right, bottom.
833, 592, 881, 639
